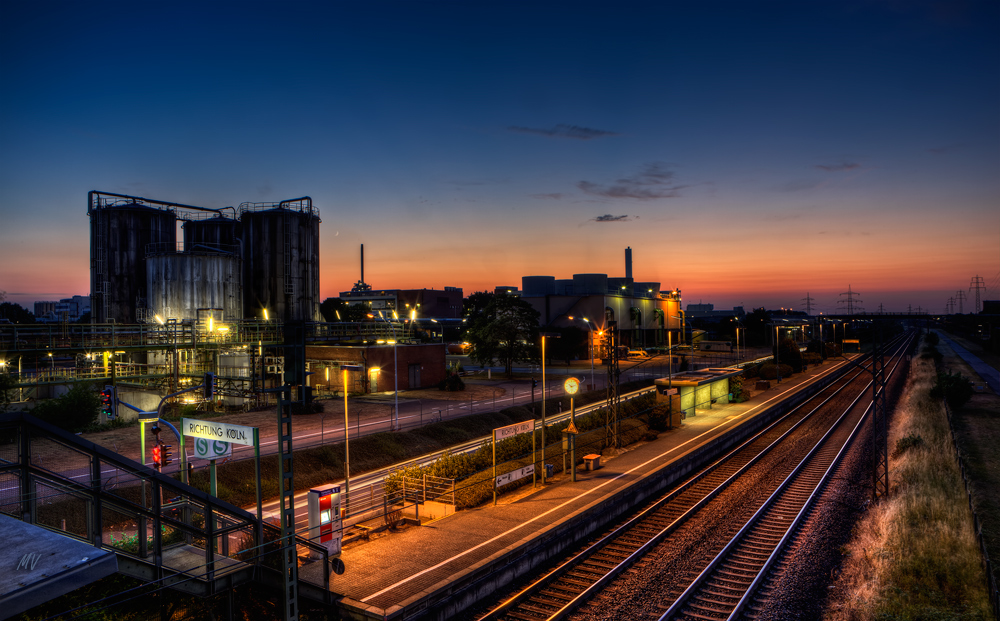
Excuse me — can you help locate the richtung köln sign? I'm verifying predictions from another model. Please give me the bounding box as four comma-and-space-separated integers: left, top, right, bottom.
182, 418, 256, 447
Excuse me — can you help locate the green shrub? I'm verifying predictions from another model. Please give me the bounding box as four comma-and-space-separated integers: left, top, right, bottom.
438, 374, 466, 391
920, 345, 943, 363
31, 384, 101, 432
892, 434, 924, 458
758, 363, 793, 381
647, 405, 671, 431
930, 371, 974, 411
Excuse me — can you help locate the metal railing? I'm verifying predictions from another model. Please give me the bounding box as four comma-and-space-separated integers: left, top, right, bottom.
0, 412, 331, 602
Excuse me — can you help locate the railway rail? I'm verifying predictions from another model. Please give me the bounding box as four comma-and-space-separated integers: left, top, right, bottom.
477, 332, 913, 621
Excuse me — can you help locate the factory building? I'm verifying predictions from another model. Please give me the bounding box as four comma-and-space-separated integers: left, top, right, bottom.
519, 247, 685, 352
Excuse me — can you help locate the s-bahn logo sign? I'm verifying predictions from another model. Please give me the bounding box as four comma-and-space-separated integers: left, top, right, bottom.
182, 418, 256, 446
193, 437, 232, 460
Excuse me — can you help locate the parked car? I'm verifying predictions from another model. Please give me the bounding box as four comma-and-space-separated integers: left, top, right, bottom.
627, 350, 650, 359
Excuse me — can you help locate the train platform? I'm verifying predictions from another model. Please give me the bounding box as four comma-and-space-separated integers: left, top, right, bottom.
319, 358, 852, 620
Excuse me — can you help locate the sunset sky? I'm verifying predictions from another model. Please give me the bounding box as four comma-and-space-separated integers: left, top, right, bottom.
1, 1, 997, 316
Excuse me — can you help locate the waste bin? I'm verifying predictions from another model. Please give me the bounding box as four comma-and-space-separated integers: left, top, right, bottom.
545, 463, 554, 478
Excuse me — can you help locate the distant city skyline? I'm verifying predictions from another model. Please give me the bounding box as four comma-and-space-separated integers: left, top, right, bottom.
1, 1, 998, 315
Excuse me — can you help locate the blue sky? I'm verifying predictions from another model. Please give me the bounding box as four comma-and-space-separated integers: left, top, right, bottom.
1, 1, 998, 315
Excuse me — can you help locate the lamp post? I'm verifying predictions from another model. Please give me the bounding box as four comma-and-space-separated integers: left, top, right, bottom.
341, 364, 362, 515
374, 311, 400, 431
568, 316, 596, 391
774, 325, 782, 384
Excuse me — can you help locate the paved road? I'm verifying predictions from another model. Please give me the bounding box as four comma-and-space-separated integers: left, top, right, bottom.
937, 332, 1000, 394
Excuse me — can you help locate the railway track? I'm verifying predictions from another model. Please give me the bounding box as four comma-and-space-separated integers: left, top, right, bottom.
477, 332, 913, 621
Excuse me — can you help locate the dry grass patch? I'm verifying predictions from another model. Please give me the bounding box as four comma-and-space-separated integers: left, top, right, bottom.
825, 343, 991, 620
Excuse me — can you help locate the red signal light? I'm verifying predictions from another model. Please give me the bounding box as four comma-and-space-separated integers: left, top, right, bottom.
152, 444, 162, 467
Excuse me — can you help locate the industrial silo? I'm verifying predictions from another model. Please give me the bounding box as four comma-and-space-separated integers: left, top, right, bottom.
146, 248, 242, 322
89, 196, 177, 324
573, 274, 608, 296
183, 214, 238, 250
239, 198, 321, 322
521, 276, 556, 297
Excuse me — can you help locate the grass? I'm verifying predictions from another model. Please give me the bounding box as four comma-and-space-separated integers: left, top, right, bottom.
824, 336, 992, 620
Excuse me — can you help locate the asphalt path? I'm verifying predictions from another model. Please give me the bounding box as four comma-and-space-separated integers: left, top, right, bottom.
937, 331, 1000, 394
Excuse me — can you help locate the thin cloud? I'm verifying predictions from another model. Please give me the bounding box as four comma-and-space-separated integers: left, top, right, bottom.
578, 162, 687, 200
815, 162, 861, 172
777, 179, 825, 192
530, 193, 564, 200
507, 124, 619, 140
927, 144, 964, 155
592, 214, 631, 222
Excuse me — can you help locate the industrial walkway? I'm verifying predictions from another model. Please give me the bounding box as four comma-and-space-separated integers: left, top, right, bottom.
318, 357, 851, 620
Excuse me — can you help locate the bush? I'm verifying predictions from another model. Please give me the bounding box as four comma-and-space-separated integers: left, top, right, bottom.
892, 434, 924, 458
920, 344, 943, 364
729, 375, 751, 403
647, 405, 671, 431
438, 374, 466, 392
930, 371, 974, 411
924, 331, 940, 346
758, 363, 793, 381
31, 384, 101, 432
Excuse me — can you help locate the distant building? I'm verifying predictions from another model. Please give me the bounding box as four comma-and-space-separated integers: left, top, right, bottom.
34, 296, 90, 322
339, 286, 464, 319
34, 301, 56, 320
518, 247, 685, 351
685, 303, 745, 322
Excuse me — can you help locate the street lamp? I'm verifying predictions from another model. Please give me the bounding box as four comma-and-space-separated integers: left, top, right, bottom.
539, 332, 561, 485
430, 318, 444, 343
568, 316, 596, 391
373, 311, 400, 431
341, 363, 362, 515
774, 325, 783, 384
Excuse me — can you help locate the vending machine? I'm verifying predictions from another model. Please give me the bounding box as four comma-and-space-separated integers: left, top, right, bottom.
307, 485, 343, 557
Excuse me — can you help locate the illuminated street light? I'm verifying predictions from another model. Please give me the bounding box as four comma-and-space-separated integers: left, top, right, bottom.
568, 316, 596, 391
375, 311, 400, 430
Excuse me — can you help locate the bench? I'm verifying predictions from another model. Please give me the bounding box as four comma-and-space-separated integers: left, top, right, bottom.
755, 380, 771, 391
583, 454, 601, 471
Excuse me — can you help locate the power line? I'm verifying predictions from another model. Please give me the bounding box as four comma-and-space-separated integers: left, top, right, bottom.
801, 292, 815, 314
838, 285, 863, 315
955, 290, 967, 314
969, 275, 986, 314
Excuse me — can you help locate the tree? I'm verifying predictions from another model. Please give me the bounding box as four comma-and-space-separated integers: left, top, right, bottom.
0, 372, 18, 412
465, 293, 540, 377
775, 336, 803, 373
0, 301, 35, 324
31, 384, 101, 431
462, 291, 495, 320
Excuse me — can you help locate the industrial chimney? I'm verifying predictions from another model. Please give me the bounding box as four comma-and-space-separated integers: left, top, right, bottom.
625, 246, 633, 281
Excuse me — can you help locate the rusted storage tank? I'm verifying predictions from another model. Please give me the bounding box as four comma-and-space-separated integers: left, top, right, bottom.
239, 198, 321, 322
89, 202, 177, 323
146, 248, 242, 322
183, 214, 238, 250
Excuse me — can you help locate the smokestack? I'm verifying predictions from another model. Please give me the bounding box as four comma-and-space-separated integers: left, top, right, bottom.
361, 244, 365, 284
625, 246, 633, 281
